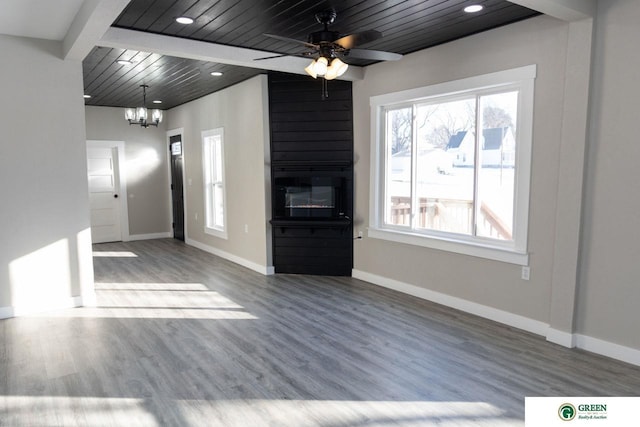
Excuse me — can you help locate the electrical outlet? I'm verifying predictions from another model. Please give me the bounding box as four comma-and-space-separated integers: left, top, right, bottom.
244, 224, 249, 233
195, 213, 198, 221
521, 266, 530, 281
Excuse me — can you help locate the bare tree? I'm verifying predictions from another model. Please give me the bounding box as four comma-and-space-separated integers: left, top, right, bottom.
426, 105, 475, 149
483, 106, 513, 130
389, 108, 412, 154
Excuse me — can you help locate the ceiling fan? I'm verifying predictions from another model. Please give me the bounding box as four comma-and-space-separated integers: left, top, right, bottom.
258, 10, 402, 80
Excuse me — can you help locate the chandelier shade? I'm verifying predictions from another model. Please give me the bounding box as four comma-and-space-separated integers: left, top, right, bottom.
125, 85, 162, 128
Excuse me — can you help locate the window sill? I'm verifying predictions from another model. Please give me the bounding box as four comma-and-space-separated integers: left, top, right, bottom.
205, 227, 228, 240
367, 227, 528, 265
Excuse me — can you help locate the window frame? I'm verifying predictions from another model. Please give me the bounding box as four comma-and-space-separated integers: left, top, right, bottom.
369, 65, 536, 265
202, 128, 227, 239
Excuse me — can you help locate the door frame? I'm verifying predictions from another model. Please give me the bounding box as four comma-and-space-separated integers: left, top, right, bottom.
86, 140, 130, 242
166, 128, 187, 240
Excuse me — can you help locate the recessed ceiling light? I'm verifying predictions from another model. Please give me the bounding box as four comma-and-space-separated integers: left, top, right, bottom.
117, 59, 133, 65
464, 4, 484, 13
83, 94, 91, 99
176, 16, 194, 24
153, 100, 162, 104
210, 71, 223, 76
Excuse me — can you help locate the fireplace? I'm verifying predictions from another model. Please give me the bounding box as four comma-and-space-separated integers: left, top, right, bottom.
274, 176, 345, 219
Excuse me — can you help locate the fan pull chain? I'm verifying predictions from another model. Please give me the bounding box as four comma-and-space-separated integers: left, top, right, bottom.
322, 78, 329, 100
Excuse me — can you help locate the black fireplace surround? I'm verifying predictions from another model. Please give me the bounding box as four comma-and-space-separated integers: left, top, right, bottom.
268, 73, 353, 276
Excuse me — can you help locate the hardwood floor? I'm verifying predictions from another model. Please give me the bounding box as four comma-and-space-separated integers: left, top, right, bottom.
1, 238, 639, 426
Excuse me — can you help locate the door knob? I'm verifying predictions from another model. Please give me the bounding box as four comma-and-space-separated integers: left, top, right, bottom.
114, 194, 119, 198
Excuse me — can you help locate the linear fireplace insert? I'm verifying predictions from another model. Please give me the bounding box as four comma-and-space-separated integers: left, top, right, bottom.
274, 176, 346, 219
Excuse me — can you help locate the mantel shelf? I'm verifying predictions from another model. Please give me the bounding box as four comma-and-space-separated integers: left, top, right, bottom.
270, 218, 351, 229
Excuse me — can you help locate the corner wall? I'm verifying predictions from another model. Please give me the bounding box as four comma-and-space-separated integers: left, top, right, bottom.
165, 75, 272, 274
0, 35, 94, 316
576, 0, 640, 352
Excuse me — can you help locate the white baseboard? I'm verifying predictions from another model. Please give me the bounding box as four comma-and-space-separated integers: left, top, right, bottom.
576, 334, 640, 367
352, 269, 549, 337
81, 292, 97, 307
126, 232, 172, 241
0, 306, 13, 319
546, 328, 577, 348
186, 238, 274, 276
0, 296, 83, 319
352, 269, 640, 367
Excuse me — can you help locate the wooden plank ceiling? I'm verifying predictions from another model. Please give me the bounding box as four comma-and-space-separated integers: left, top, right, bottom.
83, 0, 539, 110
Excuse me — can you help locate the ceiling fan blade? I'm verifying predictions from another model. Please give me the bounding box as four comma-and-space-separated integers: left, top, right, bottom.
347, 48, 403, 61
263, 33, 318, 49
334, 30, 382, 49
254, 53, 290, 61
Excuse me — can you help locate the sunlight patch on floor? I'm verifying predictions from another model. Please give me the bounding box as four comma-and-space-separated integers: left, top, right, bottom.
35, 307, 259, 319
0, 397, 521, 426
25, 282, 259, 320
94, 282, 209, 291
92, 251, 139, 257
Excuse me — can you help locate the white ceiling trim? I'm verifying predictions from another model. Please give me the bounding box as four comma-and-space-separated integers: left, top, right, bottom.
0, 0, 84, 40
63, 0, 131, 61
508, 0, 596, 21
98, 27, 365, 81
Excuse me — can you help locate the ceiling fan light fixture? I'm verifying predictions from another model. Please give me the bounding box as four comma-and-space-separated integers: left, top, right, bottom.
305, 60, 318, 78
315, 56, 328, 76
321, 58, 349, 80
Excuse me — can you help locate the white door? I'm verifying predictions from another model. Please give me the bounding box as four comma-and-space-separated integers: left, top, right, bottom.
87, 146, 122, 243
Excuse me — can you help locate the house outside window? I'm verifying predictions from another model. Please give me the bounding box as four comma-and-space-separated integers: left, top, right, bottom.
202, 128, 227, 239
369, 66, 536, 265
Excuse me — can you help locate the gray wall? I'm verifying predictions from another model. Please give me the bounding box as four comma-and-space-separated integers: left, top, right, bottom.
85, 106, 171, 237
353, 3, 640, 357
0, 34, 94, 314
165, 75, 272, 271
353, 15, 569, 325
576, 0, 640, 349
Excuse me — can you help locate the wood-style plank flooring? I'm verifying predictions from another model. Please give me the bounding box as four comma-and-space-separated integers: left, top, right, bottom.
1, 238, 639, 426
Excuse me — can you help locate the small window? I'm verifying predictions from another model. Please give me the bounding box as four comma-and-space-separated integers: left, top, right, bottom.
202, 128, 227, 239
369, 66, 535, 264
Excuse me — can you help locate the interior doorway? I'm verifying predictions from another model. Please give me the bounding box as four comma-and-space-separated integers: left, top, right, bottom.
168, 132, 185, 241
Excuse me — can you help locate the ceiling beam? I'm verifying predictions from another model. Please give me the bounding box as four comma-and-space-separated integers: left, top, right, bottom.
62, 0, 131, 61
98, 27, 365, 81
508, 0, 596, 21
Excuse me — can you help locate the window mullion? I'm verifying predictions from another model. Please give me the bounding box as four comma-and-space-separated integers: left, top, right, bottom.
472, 95, 481, 236
410, 104, 419, 230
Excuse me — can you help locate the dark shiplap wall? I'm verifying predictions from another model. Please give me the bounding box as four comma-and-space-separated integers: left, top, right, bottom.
269, 73, 354, 276
269, 74, 353, 164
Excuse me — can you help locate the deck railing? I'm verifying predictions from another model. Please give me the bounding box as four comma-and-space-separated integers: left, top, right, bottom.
388, 197, 511, 240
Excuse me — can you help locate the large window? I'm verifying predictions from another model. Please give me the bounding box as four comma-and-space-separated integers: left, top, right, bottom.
202, 128, 227, 239
369, 66, 535, 264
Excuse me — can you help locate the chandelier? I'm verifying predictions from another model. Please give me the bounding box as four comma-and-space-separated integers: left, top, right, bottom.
124, 85, 163, 128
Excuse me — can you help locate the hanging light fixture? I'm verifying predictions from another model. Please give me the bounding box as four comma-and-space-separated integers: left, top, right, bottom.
304, 56, 348, 80
125, 85, 163, 128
